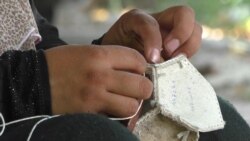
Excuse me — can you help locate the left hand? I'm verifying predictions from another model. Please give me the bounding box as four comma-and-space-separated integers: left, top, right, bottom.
101, 6, 202, 63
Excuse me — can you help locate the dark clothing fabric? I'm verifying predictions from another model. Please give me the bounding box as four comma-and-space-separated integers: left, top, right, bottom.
200, 97, 250, 141
30, 0, 67, 49
0, 50, 51, 122
33, 0, 60, 22
0, 114, 139, 141
0, 0, 67, 122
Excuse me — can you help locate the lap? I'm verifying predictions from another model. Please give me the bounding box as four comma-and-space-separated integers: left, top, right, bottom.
0, 96, 249, 141
0, 114, 138, 141
200, 96, 250, 141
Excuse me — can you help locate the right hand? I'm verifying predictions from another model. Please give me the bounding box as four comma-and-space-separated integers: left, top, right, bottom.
45, 45, 153, 118
102, 6, 202, 63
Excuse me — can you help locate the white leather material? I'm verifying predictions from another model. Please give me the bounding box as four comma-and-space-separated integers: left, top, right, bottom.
147, 55, 225, 132
133, 108, 199, 141
133, 55, 225, 141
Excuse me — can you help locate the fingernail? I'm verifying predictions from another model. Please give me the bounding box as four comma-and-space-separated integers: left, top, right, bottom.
165, 39, 180, 56
150, 48, 161, 63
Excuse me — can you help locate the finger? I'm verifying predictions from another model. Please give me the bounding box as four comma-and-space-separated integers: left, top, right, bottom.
103, 92, 140, 117
106, 70, 153, 99
172, 23, 203, 58
154, 6, 195, 57
124, 9, 163, 63
101, 45, 147, 74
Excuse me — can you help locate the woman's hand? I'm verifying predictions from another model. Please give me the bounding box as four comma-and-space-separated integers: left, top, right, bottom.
102, 6, 202, 63
45, 45, 153, 117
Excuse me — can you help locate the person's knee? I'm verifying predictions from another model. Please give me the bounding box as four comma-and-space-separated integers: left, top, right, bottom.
200, 97, 250, 141
30, 114, 139, 141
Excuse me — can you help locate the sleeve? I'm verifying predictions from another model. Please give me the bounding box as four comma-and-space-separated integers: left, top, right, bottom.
31, 0, 104, 48
0, 50, 51, 122
30, 0, 67, 50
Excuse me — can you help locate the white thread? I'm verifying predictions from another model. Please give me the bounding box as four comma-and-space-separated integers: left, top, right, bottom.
26, 118, 49, 141
26, 115, 59, 141
177, 130, 190, 141
0, 114, 60, 138
0, 113, 5, 136
109, 100, 143, 121
0, 115, 51, 128
0, 98, 142, 138
109, 73, 146, 121
0, 102, 143, 139
0, 100, 143, 137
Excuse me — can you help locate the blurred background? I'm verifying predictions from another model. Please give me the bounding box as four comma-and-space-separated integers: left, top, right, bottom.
34, 0, 250, 124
